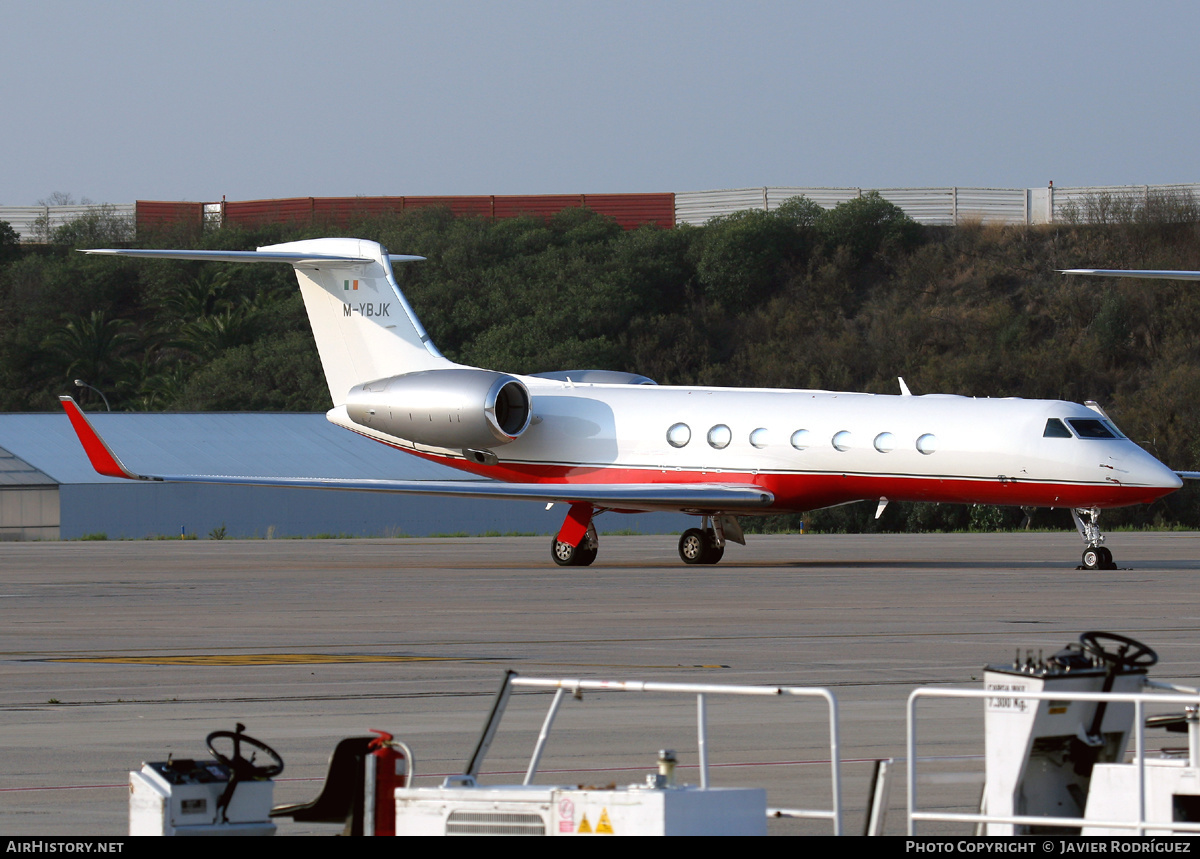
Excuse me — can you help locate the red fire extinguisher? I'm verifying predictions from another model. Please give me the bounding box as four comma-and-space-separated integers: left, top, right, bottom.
367, 729, 413, 836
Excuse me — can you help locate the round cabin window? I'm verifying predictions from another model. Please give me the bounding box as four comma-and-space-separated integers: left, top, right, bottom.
707, 424, 732, 449
666, 423, 691, 448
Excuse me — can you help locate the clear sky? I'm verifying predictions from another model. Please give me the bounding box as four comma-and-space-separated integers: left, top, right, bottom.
3, 0, 1197, 205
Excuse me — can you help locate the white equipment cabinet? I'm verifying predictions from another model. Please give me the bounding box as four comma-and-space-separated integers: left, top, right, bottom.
1082, 707, 1200, 835
393, 783, 767, 836
129, 759, 276, 836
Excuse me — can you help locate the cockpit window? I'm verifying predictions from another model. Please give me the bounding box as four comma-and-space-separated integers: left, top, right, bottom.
1043, 419, 1072, 438
1067, 418, 1117, 439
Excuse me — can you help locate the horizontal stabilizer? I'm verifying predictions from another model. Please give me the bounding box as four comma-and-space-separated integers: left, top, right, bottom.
1060, 269, 1200, 281
83, 239, 447, 406
81, 248, 425, 265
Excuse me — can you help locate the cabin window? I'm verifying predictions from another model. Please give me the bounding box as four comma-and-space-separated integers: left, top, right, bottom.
666, 423, 691, 448
873, 432, 895, 453
832, 431, 852, 451
1067, 418, 1117, 439
707, 424, 732, 449
1043, 418, 1072, 438
790, 429, 811, 450
916, 433, 938, 455
749, 428, 769, 449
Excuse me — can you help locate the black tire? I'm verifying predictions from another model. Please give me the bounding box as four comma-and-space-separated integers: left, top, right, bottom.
703, 540, 724, 565
1098, 547, 1114, 569
552, 537, 598, 566
679, 529, 707, 564
1082, 547, 1101, 570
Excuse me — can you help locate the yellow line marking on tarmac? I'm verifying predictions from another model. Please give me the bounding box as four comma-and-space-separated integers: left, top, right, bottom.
50, 654, 463, 666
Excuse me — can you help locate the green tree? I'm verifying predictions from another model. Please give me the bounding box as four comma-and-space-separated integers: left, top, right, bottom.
0, 221, 19, 264
816, 191, 922, 265
695, 208, 807, 306
41, 310, 140, 407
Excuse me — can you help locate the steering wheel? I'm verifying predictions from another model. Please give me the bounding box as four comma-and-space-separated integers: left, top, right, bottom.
1080, 631, 1158, 670
206, 726, 284, 779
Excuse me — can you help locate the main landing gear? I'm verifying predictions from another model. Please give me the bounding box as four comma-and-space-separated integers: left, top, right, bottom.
679, 527, 723, 565
677, 515, 744, 565
1072, 507, 1117, 570
552, 522, 598, 567
551, 505, 747, 568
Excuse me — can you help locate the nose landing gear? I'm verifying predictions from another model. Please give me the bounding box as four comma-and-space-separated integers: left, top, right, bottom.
1073, 507, 1118, 570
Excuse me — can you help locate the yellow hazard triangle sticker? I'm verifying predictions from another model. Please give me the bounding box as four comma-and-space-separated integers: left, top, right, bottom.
578, 814, 592, 833
596, 808, 614, 834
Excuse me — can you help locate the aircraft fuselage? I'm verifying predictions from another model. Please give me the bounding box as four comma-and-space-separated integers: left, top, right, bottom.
330, 381, 1182, 514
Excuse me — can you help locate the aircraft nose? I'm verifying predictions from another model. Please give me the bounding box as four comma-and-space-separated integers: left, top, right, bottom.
1130, 449, 1183, 490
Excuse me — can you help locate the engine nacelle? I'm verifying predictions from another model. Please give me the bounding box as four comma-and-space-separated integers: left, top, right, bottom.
345, 369, 532, 450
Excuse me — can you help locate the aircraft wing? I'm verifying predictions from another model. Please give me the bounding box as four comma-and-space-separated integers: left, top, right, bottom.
59, 398, 774, 512
1060, 269, 1200, 281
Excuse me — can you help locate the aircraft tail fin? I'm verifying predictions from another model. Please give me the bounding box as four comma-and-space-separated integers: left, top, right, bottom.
83, 239, 455, 406
259, 239, 454, 404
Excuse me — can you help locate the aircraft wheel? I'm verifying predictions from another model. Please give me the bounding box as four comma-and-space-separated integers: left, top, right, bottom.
552, 538, 579, 566
1098, 547, 1114, 569
552, 537, 597, 567
703, 540, 724, 565
679, 529, 707, 564
1082, 547, 1101, 570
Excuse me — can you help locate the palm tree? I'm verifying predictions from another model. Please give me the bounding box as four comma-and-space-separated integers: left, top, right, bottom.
42, 310, 140, 408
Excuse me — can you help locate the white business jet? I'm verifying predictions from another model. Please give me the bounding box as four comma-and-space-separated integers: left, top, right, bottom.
59, 241, 1190, 569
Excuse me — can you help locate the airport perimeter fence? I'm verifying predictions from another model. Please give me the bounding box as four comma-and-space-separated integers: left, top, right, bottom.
675, 182, 1200, 227
1, 203, 136, 243
3, 182, 1198, 241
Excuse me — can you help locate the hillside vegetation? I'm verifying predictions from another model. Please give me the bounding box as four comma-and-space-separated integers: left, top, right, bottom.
2, 192, 1198, 531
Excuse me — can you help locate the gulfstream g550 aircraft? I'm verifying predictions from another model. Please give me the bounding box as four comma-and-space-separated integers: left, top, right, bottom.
61, 240, 1190, 569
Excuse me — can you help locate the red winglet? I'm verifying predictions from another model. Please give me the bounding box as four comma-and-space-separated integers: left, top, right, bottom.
58, 396, 141, 480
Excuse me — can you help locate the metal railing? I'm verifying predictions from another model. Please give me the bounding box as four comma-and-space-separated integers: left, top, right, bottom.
463, 672, 844, 834
906, 684, 1200, 836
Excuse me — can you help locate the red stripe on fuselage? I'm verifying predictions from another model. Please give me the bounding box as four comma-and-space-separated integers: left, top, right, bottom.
358, 433, 1172, 511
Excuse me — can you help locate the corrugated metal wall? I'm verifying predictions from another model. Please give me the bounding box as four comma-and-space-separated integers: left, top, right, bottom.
674, 183, 1200, 226
0, 488, 58, 541
56, 481, 685, 541
3, 184, 1198, 240
136, 201, 204, 234
212, 194, 674, 232
0, 444, 58, 541
1048, 183, 1200, 223
1, 204, 135, 242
